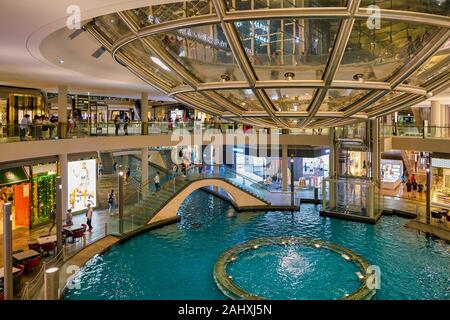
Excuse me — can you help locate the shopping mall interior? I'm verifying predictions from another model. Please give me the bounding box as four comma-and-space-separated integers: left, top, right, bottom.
0, 0, 449, 303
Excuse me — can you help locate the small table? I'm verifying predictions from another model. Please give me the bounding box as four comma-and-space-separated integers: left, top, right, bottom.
0, 267, 21, 280
12, 249, 40, 263
37, 235, 57, 245
63, 225, 85, 233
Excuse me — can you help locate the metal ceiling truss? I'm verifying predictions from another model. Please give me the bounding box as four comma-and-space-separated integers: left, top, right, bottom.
84, 0, 450, 129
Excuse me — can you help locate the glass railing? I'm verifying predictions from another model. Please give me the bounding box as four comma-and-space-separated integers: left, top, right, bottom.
381, 125, 450, 139
0, 122, 328, 144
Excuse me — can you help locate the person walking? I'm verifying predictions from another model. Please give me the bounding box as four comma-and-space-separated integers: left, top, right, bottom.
154, 172, 161, 192
86, 204, 93, 232
112, 162, 118, 174
406, 179, 412, 199
417, 181, 424, 200
48, 205, 56, 233
108, 189, 115, 215
412, 179, 418, 198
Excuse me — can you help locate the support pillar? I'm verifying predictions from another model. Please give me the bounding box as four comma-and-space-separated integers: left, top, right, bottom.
426, 154, 432, 224
141, 92, 149, 135
118, 166, 124, 234
328, 128, 336, 208
282, 144, 288, 192
371, 119, 381, 187
431, 100, 441, 137
56, 176, 63, 254
3, 203, 13, 300
58, 154, 68, 220
141, 148, 149, 194
58, 86, 68, 138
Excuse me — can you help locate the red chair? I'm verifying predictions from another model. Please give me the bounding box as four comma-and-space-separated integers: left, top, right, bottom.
72, 229, 85, 243
23, 256, 41, 273
28, 242, 41, 252
13, 266, 24, 294
41, 242, 56, 256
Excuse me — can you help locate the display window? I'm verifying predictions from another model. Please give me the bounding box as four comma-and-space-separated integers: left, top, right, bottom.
432, 166, 450, 209
30, 163, 57, 227
381, 159, 403, 190
68, 159, 97, 212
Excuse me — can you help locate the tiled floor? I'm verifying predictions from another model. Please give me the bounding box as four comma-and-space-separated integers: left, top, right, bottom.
0, 208, 112, 268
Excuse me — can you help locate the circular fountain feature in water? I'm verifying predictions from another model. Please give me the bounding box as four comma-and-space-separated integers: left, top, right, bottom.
214, 237, 376, 300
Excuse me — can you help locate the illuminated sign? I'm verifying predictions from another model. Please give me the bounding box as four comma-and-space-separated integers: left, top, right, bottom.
68, 159, 97, 212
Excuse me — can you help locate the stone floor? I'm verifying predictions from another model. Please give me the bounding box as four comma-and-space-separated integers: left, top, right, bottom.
0, 208, 112, 268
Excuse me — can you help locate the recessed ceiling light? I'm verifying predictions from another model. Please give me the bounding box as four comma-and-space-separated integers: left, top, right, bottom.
150, 56, 170, 71
284, 72, 295, 80
353, 74, 364, 82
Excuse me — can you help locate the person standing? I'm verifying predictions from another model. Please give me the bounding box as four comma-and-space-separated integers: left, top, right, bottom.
154, 172, 161, 191
108, 189, 115, 215
114, 115, 121, 136
19, 114, 31, 141
66, 208, 73, 226
86, 204, 93, 232
98, 162, 104, 176
124, 115, 130, 135
112, 162, 118, 174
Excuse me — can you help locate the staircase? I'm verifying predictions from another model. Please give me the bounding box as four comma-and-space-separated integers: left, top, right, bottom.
99, 152, 115, 174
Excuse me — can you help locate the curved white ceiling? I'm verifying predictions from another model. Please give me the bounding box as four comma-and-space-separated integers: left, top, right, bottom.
0, 0, 178, 99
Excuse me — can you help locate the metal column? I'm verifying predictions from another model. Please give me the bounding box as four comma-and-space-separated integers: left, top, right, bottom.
56, 176, 63, 253
426, 153, 432, 225
118, 165, 124, 234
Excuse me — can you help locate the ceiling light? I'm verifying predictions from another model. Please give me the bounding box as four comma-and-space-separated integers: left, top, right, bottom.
284, 72, 295, 80
353, 74, 364, 82
150, 56, 170, 71
59, 59, 65, 64
221, 73, 231, 82
426, 91, 433, 98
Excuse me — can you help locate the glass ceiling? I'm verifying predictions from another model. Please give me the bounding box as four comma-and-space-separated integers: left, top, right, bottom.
85, 0, 450, 128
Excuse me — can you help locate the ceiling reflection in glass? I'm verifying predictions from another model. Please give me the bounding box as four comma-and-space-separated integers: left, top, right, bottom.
265, 88, 315, 111
235, 18, 341, 80
336, 20, 439, 81
225, 0, 348, 10
153, 24, 245, 82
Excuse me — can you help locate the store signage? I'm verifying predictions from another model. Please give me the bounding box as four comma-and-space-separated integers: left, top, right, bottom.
432, 158, 450, 169
68, 159, 97, 212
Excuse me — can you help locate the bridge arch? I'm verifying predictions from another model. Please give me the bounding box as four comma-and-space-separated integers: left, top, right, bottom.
148, 178, 269, 224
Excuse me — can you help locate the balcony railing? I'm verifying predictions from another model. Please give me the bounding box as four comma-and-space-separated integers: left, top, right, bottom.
382, 124, 450, 139
0, 121, 328, 144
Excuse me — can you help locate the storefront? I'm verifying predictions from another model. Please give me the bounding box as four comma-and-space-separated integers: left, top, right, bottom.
340, 151, 369, 177
232, 147, 329, 188
0, 167, 31, 232
30, 162, 58, 227
381, 159, 403, 190
432, 158, 450, 209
